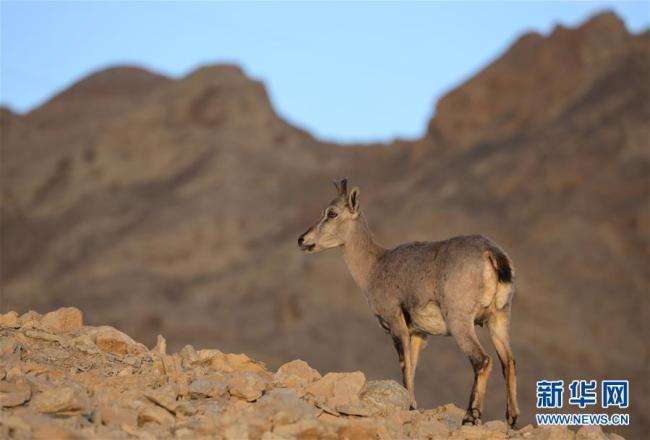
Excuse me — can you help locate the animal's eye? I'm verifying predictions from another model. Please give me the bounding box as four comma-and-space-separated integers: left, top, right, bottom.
327, 210, 338, 219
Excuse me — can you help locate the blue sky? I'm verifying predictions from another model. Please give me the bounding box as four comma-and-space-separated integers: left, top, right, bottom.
1, 1, 648, 143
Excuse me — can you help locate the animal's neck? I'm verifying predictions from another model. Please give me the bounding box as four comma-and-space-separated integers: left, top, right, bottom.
343, 214, 385, 292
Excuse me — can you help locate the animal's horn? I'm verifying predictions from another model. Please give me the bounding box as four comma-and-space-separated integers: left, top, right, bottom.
340, 179, 348, 196
332, 180, 340, 194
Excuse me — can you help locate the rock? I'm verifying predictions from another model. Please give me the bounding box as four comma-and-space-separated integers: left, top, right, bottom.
227, 372, 267, 401
305, 371, 366, 413
24, 329, 62, 343
33, 387, 88, 415
90, 326, 147, 355
274, 359, 321, 389
41, 307, 83, 333
0, 381, 31, 407
438, 402, 467, 425
0, 414, 31, 433
0, 311, 634, 439
0, 311, 19, 327
31, 423, 82, 440
18, 310, 43, 327
412, 419, 450, 438
138, 403, 175, 425
607, 434, 626, 440
179, 344, 199, 367
484, 420, 509, 433
536, 425, 576, 440
189, 377, 228, 399
360, 380, 410, 414
0, 336, 18, 356
337, 422, 380, 440
154, 334, 167, 354
577, 426, 608, 440
98, 403, 138, 427
256, 388, 318, 425
144, 384, 179, 413
272, 419, 323, 438
458, 424, 507, 439
221, 421, 250, 440
198, 350, 268, 374
174, 427, 196, 438
71, 334, 99, 354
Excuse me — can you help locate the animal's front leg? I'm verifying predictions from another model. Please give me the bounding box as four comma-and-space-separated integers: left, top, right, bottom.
390, 312, 417, 409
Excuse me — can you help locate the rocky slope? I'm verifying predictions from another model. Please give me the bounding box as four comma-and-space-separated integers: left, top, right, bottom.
0, 308, 623, 439
1, 10, 648, 438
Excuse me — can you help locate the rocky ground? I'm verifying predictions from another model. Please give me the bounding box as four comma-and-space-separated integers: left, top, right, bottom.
0, 308, 623, 440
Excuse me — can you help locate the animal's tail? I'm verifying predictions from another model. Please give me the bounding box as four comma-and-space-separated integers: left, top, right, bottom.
488, 247, 514, 284
487, 247, 515, 309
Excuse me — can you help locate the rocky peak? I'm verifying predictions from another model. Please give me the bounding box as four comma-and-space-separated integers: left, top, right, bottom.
0, 105, 19, 128
167, 64, 279, 129
27, 66, 171, 127
426, 10, 636, 148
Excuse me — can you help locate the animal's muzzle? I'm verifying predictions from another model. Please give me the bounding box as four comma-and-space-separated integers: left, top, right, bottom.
297, 233, 315, 251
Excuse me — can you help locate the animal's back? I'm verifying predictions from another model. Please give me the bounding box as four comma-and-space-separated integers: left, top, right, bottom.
369, 235, 514, 333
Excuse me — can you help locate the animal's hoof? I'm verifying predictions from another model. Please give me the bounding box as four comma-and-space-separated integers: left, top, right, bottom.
506, 413, 518, 429
409, 400, 418, 410
462, 409, 482, 425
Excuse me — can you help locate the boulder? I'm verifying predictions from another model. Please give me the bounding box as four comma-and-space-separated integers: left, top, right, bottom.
18, 310, 42, 327
179, 344, 199, 367
144, 384, 179, 413
360, 380, 410, 414
535, 425, 576, 440
484, 420, 509, 433
227, 372, 267, 401
33, 387, 88, 415
89, 326, 147, 355
189, 377, 228, 399
305, 371, 366, 413
255, 388, 318, 425
0, 311, 18, 328
0, 336, 18, 356
274, 359, 321, 389
577, 426, 608, 440
198, 349, 268, 374
138, 404, 175, 425
98, 403, 138, 427
0, 381, 31, 407
41, 307, 83, 333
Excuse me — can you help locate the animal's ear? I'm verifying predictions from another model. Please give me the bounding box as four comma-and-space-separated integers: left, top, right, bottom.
348, 187, 360, 213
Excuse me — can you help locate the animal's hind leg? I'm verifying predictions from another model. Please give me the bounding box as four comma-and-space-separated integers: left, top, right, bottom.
391, 335, 405, 382
487, 308, 519, 428
449, 320, 492, 425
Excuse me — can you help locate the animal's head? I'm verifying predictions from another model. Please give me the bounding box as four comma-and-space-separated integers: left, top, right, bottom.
298, 178, 361, 253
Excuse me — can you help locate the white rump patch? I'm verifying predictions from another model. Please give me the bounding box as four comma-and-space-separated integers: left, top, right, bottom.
410, 302, 449, 336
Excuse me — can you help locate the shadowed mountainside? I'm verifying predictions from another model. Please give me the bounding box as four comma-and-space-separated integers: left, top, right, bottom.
1, 11, 649, 438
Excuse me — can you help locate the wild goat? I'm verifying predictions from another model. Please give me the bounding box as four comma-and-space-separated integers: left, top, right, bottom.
298, 179, 519, 427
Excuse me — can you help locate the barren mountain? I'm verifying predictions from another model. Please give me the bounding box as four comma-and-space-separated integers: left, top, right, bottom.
1, 11, 648, 438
